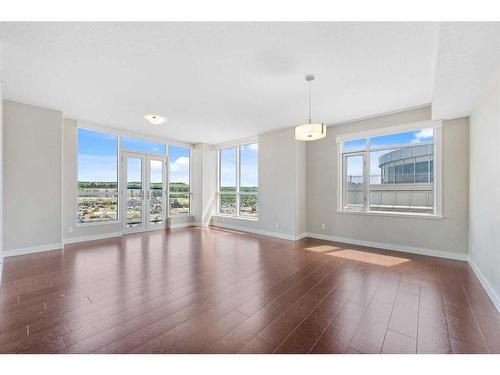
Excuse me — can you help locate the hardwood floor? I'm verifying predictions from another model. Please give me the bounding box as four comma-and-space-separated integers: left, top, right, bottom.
0, 227, 499, 354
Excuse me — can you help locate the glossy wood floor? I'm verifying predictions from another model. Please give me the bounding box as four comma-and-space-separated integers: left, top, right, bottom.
0, 227, 499, 354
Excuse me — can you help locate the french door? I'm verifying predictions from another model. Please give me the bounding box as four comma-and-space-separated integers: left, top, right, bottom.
122, 152, 167, 233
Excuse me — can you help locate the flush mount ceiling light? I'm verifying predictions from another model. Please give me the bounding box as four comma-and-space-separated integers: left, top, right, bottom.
144, 114, 167, 125
294, 74, 326, 141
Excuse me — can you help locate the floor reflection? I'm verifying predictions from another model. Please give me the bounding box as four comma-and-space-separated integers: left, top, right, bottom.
327, 249, 410, 267
305, 245, 341, 253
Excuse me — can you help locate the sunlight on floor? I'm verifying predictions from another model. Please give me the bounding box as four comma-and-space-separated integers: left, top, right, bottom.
305, 245, 342, 252
327, 249, 410, 266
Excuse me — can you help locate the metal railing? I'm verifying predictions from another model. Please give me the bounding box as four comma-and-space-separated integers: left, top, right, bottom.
346, 172, 432, 185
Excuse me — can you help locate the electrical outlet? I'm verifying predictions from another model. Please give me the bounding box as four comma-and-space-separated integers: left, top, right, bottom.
68, 226, 73, 233
321, 223, 326, 231
276, 222, 280, 229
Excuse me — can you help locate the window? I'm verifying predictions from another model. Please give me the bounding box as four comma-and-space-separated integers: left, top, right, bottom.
168, 145, 191, 215
218, 143, 258, 218
77, 128, 119, 223
338, 123, 441, 216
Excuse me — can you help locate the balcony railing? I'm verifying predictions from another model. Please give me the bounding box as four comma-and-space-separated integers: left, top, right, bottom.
345, 174, 434, 213
346, 172, 432, 185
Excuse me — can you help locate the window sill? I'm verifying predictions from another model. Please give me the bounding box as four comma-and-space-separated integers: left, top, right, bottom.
76, 220, 121, 227
212, 214, 259, 222
168, 214, 194, 219
336, 210, 443, 220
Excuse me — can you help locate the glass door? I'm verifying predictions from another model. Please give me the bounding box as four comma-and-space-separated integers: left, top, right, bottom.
122, 152, 167, 233
343, 153, 366, 211
147, 156, 167, 229
123, 152, 146, 233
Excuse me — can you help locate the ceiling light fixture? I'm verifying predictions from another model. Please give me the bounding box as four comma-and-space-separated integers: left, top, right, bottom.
144, 114, 167, 125
294, 74, 326, 141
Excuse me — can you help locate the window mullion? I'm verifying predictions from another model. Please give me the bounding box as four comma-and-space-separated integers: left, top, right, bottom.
236, 145, 241, 217
365, 138, 371, 211
342, 154, 347, 210
217, 150, 220, 213
364, 151, 369, 211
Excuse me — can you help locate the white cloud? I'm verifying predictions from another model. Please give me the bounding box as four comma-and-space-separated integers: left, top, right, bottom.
412, 128, 433, 143
169, 156, 189, 172
247, 143, 258, 152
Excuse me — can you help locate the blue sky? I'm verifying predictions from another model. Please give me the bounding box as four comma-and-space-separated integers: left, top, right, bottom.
78, 128, 189, 184
220, 144, 258, 187
78, 129, 118, 182
343, 128, 433, 153
169, 145, 189, 184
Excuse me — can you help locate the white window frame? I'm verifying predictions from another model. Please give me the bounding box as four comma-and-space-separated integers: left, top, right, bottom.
167, 145, 192, 216
216, 141, 259, 220
76, 122, 194, 226
336, 120, 443, 219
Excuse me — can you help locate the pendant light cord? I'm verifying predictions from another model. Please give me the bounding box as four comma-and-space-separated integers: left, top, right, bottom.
308, 80, 312, 124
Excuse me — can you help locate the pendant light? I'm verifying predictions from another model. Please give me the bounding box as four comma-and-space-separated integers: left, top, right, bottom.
294, 74, 326, 141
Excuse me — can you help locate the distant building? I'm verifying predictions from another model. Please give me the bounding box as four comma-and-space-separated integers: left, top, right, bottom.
378, 144, 433, 184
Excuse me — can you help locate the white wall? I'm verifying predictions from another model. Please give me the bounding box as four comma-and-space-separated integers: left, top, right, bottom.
212, 127, 306, 240
191, 143, 217, 227
306, 107, 470, 257
469, 71, 500, 309
3, 100, 63, 255
296, 139, 306, 236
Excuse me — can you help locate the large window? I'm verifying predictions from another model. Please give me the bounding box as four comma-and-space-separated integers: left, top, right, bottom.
338, 123, 441, 216
168, 145, 191, 215
77, 128, 119, 223
218, 143, 258, 218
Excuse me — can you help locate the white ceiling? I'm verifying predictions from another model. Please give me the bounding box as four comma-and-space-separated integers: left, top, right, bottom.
0, 22, 498, 144
432, 22, 500, 120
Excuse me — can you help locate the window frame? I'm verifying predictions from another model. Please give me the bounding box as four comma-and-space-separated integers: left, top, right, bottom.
342, 151, 366, 211
336, 120, 443, 219
76, 123, 194, 226
167, 145, 192, 216
216, 142, 259, 220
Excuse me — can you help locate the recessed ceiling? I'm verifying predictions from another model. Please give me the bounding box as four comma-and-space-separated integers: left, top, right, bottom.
0, 22, 498, 144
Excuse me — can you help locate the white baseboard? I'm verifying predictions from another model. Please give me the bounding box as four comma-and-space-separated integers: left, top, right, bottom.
468, 258, 500, 313
63, 231, 123, 245
194, 221, 212, 227
169, 222, 195, 229
3, 242, 63, 258
304, 232, 468, 261
212, 222, 304, 241
295, 233, 308, 240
